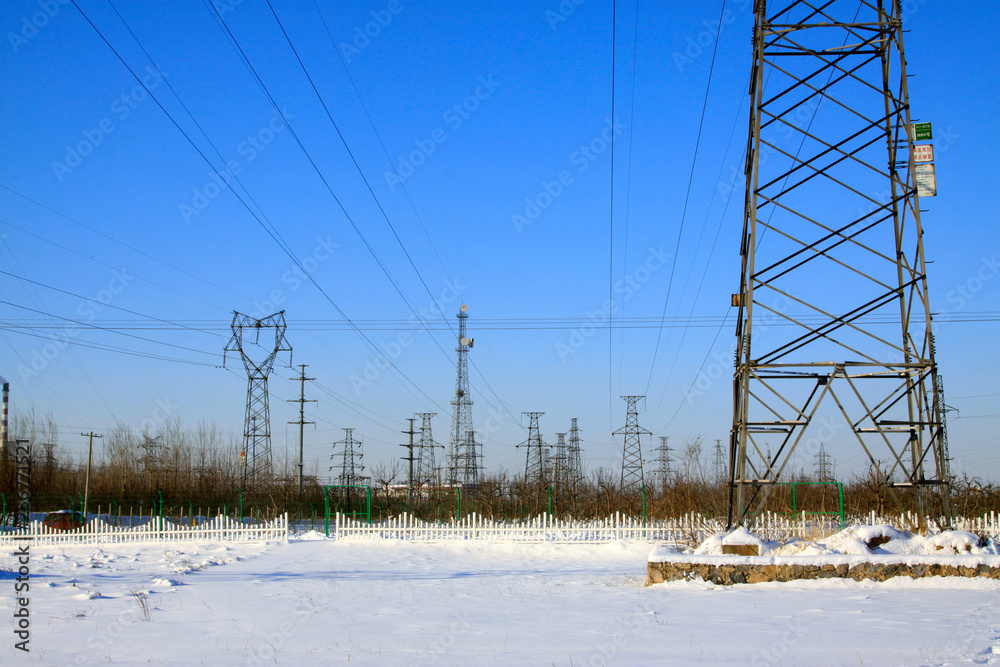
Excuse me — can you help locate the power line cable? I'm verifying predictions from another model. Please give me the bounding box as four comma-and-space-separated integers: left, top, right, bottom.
644, 0, 729, 396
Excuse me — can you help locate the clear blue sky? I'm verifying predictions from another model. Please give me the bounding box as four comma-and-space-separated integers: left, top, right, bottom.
1, 0, 997, 482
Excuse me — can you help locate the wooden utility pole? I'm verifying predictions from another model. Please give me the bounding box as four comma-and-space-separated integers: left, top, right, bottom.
81, 431, 103, 518
288, 365, 315, 496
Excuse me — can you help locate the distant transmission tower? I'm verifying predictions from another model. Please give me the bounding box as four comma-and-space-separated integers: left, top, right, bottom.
566, 418, 583, 482
416, 412, 443, 486
518, 412, 548, 483
713, 439, 725, 481
815, 445, 834, 483
656, 436, 673, 484
331, 427, 368, 486
448, 304, 476, 485
730, 1, 951, 529
139, 435, 165, 474
614, 396, 650, 492
224, 310, 291, 492
552, 433, 568, 484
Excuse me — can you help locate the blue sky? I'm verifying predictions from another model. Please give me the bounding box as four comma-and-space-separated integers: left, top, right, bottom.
1, 0, 998, 483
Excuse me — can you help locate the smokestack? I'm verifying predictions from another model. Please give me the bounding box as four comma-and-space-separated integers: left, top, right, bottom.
1, 381, 8, 451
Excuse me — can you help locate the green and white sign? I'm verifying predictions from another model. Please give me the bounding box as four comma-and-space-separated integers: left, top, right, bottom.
911, 122, 933, 141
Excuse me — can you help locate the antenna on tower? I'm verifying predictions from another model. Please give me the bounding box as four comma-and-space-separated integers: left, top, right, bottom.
224, 310, 291, 492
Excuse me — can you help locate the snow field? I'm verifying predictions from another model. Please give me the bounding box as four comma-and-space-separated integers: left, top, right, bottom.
3, 536, 1000, 665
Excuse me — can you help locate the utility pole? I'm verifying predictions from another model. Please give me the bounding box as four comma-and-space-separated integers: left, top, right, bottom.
400, 418, 418, 502
288, 364, 316, 496
81, 431, 103, 519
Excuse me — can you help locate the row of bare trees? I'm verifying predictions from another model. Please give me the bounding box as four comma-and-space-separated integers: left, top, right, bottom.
0, 410, 992, 521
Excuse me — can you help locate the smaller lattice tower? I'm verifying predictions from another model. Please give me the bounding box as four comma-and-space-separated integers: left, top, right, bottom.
518, 412, 548, 483
331, 428, 368, 486
565, 418, 583, 482
614, 396, 650, 492
656, 436, 673, 484
552, 433, 568, 484
713, 439, 725, 481
815, 445, 834, 483
416, 412, 443, 487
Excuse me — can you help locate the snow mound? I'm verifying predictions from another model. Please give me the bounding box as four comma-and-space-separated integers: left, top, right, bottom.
151, 578, 183, 587
295, 530, 328, 541
695, 527, 779, 556
689, 524, 999, 558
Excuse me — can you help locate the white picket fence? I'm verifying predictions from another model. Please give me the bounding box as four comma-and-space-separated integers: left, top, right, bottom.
0, 513, 288, 547
332, 511, 842, 543
331, 511, 1000, 544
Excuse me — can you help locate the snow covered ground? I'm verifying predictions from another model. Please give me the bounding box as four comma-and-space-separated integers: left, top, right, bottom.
4, 535, 1000, 665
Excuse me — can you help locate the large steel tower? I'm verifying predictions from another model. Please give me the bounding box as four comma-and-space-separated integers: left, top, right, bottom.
224, 310, 291, 492
730, 0, 950, 528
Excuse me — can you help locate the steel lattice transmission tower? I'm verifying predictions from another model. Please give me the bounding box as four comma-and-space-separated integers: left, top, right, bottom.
815, 444, 835, 483
448, 304, 477, 485
552, 433, 568, 484
331, 427, 368, 486
224, 310, 291, 492
518, 412, 548, 483
416, 412, 443, 486
566, 418, 584, 482
729, 0, 950, 529
614, 396, 650, 492
656, 436, 673, 484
